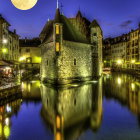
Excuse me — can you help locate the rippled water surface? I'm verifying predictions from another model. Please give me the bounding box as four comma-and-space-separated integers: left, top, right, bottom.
0, 73, 140, 140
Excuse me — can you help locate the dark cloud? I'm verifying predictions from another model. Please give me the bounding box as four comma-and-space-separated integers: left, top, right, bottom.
119, 20, 132, 28
97, 19, 114, 27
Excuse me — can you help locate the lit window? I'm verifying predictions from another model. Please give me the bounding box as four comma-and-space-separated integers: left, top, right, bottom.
56, 42, 59, 52
56, 25, 59, 34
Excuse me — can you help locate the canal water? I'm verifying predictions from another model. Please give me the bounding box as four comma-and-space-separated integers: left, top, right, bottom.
0, 73, 140, 140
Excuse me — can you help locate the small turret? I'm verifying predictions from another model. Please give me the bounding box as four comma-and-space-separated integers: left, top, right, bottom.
53, 3, 63, 54
90, 19, 103, 77
76, 9, 82, 19
54, 8, 61, 23
90, 19, 102, 44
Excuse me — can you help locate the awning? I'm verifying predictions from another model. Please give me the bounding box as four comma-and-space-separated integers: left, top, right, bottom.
0, 60, 10, 66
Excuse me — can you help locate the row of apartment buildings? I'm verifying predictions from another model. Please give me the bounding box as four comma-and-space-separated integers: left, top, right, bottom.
0, 14, 41, 76
103, 23, 140, 71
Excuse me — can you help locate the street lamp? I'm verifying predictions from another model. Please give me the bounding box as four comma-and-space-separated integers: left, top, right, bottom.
2, 48, 7, 53
117, 60, 122, 64
131, 60, 135, 64
3, 38, 8, 44
19, 56, 26, 62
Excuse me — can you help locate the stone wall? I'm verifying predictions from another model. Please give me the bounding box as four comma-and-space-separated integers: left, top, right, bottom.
90, 27, 103, 77
41, 39, 102, 84
41, 42, 58, 83
57, 40, 93, 84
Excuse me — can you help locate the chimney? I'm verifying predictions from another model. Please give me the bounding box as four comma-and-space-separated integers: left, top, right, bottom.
139, 22, 140, 28
25, 37, 27, 43
14, 29, 16, 34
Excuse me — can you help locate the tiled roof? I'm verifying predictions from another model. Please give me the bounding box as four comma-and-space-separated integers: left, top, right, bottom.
0, 14, 10, 26
19, 38, 41, 47
54, 8, 61, 23
40, 9, 89, 44
90, 20, 100, 28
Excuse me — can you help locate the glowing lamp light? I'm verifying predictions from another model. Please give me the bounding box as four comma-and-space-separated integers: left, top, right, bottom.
131, 60, 135, 64
6, 105, 11, 113
117, 78, 121, 85
3, 39, 8, 44
117, 60, 122, 64
5, 118, 10, 126
0, 123, 2, 137
56, 116, 60, 129
2, 48, 7, 53
4, 126, 10, 138
5, 67, 11, 70
56, 132, 61, 140
27, 59, 30, 63
19, 56, 26, 61
131, 83, 135, 90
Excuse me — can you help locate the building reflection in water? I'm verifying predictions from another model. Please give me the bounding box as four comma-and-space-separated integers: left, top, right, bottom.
21, 80, 41, 101
40, 78, 103, 140
0, 99, 22, 140
103, 73, 140, 126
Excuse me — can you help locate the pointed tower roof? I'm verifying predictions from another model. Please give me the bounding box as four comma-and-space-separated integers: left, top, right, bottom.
90, 19, 100, 28
54, 8, 61, 23
76, 9, 82, 18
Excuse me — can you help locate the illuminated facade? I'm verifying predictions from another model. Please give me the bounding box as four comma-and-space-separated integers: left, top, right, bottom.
103, 24, 140, 71
19, 38, 41, 69
40, 6, 103, 84
128, 29, 139, 69
111, 35, 127, 68
0, 14, 19, 64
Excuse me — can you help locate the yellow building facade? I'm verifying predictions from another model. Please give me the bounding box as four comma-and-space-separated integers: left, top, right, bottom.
19, 38, 41, 69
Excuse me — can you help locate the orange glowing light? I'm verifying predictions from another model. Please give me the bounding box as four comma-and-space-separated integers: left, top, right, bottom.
56, 25, 59, 34
56, 132, 61, 140
56, 116, 60, 129
56, 42, 59, 52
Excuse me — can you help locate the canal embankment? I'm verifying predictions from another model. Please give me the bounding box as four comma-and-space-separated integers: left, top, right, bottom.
0, 84, 22, 106
111, 68, 140, 78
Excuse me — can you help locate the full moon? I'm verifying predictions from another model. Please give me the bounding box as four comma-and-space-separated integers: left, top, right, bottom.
11, 0, 38, 10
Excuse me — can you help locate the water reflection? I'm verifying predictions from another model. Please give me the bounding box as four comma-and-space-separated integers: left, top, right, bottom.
0, 99, 22, 140
103, 73, 140, 126
1, 73, 140, 140
40, 78, 103, 140
21, 80, 41, 101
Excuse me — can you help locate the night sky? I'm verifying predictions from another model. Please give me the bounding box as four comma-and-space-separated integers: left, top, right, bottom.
0, 0, 140, 39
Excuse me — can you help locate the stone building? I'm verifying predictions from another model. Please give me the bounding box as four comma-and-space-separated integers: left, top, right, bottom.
0, 14, 19, 78
39, 5, 103, 84
8, 30, 19, 63
0, 14, 19, 63
111, 35, 127, 69
127, 28, 140, 70
103, 38, 113, 67
103, 24, 140, 71
19, 38, 41, 69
